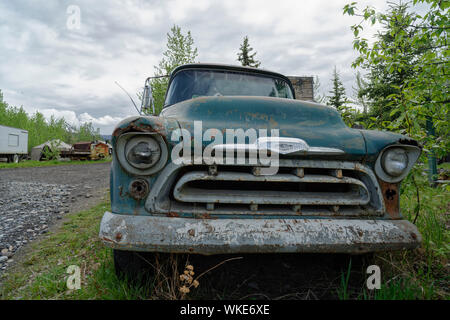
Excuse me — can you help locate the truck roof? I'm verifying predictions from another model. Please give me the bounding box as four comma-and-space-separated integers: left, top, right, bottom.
170, 63, 292, 84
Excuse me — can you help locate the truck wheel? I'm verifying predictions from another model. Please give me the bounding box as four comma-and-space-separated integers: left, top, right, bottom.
113, 249, 154, 283
7, 154, 19, 163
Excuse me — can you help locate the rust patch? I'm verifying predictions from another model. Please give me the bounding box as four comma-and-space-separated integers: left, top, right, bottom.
245, 112, 269, 122
378, 179, 400, 219
166, 212, 180, 217
113, 117, 166, 138
102, 237, 114, 243
199, 212, 212, 219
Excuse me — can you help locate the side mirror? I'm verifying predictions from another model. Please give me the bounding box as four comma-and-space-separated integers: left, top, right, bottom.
141, 77, 155, 115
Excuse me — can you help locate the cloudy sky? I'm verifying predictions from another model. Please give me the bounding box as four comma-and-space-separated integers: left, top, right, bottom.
0, 0, 390, 134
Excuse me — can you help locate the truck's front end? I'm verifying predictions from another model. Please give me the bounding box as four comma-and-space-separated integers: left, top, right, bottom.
99, 64, 422, 274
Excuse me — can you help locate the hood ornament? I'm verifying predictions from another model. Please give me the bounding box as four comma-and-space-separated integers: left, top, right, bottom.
257, 137, 309, 155
213, 137, 344, 155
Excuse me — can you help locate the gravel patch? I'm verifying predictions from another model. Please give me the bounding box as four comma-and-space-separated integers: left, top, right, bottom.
0, 182, 72, 271
0, 163, 110, 275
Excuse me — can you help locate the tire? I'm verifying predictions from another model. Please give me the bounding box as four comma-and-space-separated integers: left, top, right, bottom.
7, 154, 19, 163
113, 249, 155, 283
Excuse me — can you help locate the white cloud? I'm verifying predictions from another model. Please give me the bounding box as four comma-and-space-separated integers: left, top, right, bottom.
37, 108, 125, 134
79, 112, 123, 126
39, 109, 80, 127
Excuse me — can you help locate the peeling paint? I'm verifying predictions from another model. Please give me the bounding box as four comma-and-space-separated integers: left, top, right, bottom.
99, 211, 422, 254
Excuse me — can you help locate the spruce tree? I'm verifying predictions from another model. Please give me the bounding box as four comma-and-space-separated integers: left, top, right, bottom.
327, 66, 347, 110
237, 36, 261, 68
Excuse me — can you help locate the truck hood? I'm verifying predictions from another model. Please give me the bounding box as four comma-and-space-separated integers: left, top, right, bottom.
161, 96, 367, 159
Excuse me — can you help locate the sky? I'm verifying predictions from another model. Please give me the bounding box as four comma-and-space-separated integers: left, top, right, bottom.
0, 0, 390, 134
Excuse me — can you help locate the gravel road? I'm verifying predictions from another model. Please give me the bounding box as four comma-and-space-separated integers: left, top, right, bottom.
0, 163, 110, 272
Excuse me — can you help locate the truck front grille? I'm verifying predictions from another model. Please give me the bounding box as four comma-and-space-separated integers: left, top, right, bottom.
147, 160, 384, 218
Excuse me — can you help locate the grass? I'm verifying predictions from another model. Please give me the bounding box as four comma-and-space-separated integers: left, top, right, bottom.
0, 158, 111, 169
0, 200, 195, 300
369, 164, 449, 299
337, 163, 450, 300
336, 259, 352, 300
0, 201, 155, 299
1, 164, 448, 300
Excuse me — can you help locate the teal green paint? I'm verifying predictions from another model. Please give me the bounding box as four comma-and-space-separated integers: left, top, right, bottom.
359, 129, 410, 163
161, 96, 367, 159
109, 64, 419, 219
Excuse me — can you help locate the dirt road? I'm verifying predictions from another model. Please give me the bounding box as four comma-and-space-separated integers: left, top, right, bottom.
0, 163, 110, 271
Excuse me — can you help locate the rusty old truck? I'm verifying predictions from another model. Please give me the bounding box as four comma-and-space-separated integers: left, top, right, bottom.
99, 63, 422, 277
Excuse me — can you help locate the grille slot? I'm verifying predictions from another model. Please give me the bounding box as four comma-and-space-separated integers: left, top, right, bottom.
173, 172, 370, 206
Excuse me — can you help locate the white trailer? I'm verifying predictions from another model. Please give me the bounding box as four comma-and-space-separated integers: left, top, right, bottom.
0, 124, 28, 163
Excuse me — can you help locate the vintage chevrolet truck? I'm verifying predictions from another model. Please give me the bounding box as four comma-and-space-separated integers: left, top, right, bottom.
99, 63, 422, 276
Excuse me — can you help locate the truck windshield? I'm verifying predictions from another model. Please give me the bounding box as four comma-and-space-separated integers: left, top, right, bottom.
164, 69, 294, 106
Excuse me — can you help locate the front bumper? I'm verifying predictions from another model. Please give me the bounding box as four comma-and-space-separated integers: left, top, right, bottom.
99, 211, 422, 255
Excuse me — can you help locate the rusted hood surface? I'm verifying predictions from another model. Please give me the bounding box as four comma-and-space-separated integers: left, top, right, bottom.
161, 96, 367, 159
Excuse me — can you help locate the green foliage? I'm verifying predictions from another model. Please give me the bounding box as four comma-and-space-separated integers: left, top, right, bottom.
149, 25, 198, 115
337, 259, 352, 300
364, 165, 449, 300
42, 140, 61, 160
344, 0, 449, 158
340, 1, 449, 299
75, 122, 101, 142
326, 66, 348, 109
237, 36, 261, 68
326, 66, 356, 126
0, 90, 101, 151
366, 278, 434, 300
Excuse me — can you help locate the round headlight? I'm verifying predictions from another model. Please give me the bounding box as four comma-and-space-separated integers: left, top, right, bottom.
125, 137, 161, 169
381, 147, 408, 177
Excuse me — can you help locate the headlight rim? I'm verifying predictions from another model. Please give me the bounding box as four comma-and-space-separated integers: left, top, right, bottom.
116, 132, 168, 175
375, 144, 421, 183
